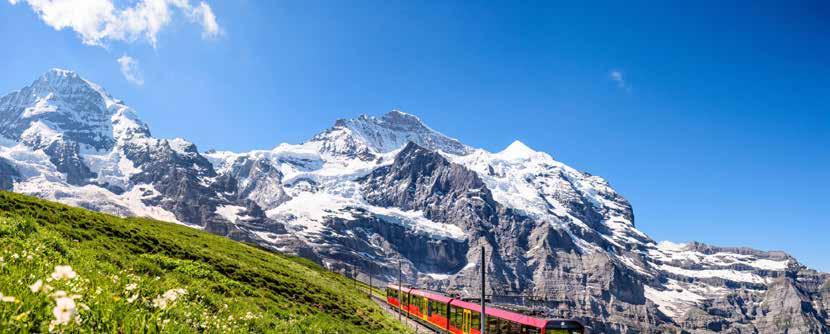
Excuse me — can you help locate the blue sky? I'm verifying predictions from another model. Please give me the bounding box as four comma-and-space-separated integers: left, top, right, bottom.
1, 1, 828, 271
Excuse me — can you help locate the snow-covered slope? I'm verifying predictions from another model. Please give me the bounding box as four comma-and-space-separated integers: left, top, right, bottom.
0, 70, 826, 333
0, 69, 294, 247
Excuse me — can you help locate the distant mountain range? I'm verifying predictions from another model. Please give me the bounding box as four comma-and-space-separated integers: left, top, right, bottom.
1, 69, 827, 333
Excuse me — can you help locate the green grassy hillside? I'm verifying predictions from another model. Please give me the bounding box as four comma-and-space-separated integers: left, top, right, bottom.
0, 191, 409, 333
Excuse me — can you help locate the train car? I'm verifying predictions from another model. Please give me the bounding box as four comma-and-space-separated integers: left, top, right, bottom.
385, 287, 586, 334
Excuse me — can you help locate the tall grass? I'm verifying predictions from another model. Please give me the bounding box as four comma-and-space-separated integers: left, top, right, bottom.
0, 191, 410, 333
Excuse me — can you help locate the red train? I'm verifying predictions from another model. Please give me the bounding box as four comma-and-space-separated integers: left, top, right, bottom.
386, 287, 586, 334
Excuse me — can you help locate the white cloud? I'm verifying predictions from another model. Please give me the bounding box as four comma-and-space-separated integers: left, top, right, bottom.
9, 0, 222, 47
117, 55, 144, 85
609, 69, 631, 92
190, 2, 220, 38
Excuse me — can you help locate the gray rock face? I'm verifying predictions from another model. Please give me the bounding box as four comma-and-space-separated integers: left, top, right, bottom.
360, 142, 498, 232
220, 155, 291, 210
0, 70, 826, 333
0, 157, 19, 190
320, 211, 469, 275
42, 139, 96, 185
753, 278, 825, 333
358, 142, 661, 332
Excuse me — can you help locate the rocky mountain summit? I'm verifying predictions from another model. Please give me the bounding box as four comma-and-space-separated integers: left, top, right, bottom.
1, 70, 827, 333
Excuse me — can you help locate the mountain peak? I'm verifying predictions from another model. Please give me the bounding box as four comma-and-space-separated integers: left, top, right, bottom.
311, 110, 470, 156
45, 68, 79, 77
349, 109, 426, 130
31, 68, 114, 103
0, 70, 137, 151
36, 68, 85, 87
498, 140, 538, 160
379, 109, 424, 126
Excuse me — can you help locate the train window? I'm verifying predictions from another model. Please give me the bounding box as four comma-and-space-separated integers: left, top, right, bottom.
450, 306, 461, 328
509, 321, 521, 333
487, 315, 499, 333
498, 319, 512, 333
521, 325, 541, 334
470, 311, 480, 329
432, 300, 446, 318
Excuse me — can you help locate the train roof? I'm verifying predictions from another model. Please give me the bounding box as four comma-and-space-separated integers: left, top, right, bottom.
394, 287, 583, 329
449, 298, 549, 328
408, 288, 454, 304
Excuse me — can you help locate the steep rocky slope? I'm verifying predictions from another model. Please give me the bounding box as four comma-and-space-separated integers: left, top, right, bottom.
0, 69, 827, 333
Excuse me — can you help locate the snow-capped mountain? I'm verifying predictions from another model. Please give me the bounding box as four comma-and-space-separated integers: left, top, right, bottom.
0, 69, 300, 247
1, 70, 827, 333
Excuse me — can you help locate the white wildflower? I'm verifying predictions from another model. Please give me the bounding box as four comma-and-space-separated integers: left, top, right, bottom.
0, 292, 17, 303
51, 265, 77, 281
125, 283, 138, 291
52, 297, 76, 325
51, 290, 67, 299
153, 288, 186, 309
30, 279, 44, 293
126, 294, 138, 303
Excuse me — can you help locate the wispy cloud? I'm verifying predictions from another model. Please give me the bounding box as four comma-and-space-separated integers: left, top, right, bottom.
8, 0, 222, 48
117, 55, 144, 85
609, 69, 631, 93
189, 2, 220, 39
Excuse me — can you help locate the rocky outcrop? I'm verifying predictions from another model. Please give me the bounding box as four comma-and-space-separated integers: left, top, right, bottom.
220, 156, 290, 210
360, 142, 500, 232
321, 211, 469, 275
43, 140, 96, 185
753, 278, 826, 333
0, 157, 19, 190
